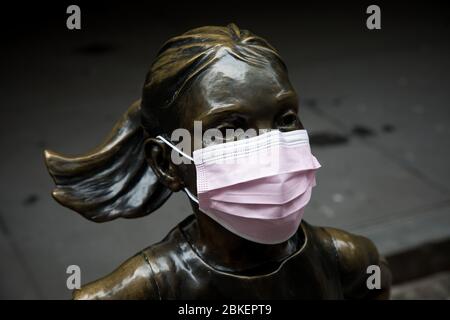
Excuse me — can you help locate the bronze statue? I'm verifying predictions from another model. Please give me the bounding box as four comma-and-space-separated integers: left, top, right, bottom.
44, 24, 391, 299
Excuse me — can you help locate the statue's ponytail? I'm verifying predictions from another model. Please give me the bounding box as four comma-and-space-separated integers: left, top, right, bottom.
44, 100, 172, 222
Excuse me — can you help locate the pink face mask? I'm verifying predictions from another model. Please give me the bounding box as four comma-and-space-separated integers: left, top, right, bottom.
157, 129, 321, 244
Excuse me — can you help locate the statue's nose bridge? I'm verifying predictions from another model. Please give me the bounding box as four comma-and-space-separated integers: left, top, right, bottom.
252, 119, 276, 132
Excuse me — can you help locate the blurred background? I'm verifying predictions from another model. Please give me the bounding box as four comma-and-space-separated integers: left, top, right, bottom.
0, 0, 449, 299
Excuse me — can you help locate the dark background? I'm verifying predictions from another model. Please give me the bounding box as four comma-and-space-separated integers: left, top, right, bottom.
0, 1, 449, 299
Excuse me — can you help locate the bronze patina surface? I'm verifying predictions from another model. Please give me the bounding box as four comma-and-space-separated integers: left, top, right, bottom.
45, 24, 391, 299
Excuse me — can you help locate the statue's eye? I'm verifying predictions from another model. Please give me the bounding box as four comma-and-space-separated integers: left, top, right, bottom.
215, 116, 248, 140
278, 111, 299, 129
217, 123, 237, 133
216, 123, 245, 141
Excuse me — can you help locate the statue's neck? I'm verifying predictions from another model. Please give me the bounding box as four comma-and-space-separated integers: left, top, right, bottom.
183, 206, 302, 273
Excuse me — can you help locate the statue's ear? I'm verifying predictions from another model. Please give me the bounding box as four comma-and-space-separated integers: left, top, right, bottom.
144, 137, 184, 192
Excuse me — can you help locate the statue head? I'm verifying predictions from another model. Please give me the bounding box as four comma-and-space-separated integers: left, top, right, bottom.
45, 24, 303, 222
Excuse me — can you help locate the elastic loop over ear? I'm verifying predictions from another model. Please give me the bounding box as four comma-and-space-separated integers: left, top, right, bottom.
156, 135, 194, 162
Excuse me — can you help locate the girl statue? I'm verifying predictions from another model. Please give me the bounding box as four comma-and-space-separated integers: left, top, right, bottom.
45, 24, 391, 299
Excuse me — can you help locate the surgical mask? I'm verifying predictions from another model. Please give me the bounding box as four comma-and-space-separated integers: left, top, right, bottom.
157, 129, 320, 244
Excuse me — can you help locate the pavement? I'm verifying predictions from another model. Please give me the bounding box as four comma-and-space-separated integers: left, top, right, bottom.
0, 3, 449, 299
392, 272, 450, 300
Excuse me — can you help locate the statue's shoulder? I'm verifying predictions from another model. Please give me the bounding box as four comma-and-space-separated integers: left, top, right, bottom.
141, 214, 198, 275
320, 226, 380, 275
141, 218, 190, 274
302, 222, 379, 268
313, 225, 391, 298
72, 217, 192, 300
72, 251, 159, 300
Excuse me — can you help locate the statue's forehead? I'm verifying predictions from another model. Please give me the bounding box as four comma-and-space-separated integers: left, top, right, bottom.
176, 53, 295, 131
193, 54, 291, 107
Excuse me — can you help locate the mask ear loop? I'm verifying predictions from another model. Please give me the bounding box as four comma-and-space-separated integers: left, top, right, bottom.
156, 135, 199, 204
183, 187, 199, 204
156, 135, 194, 162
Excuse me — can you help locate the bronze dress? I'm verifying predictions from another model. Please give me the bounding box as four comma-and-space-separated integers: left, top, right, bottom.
74, 215, 386, 300
144, 218, 342, 299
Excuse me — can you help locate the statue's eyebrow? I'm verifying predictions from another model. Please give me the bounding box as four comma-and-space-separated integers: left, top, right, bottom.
276, 90, 297, 102
275, 91, 299, 113
197, 104, 243, 121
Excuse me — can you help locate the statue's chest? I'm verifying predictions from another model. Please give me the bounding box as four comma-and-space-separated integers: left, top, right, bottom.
163, 249, 343, 299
